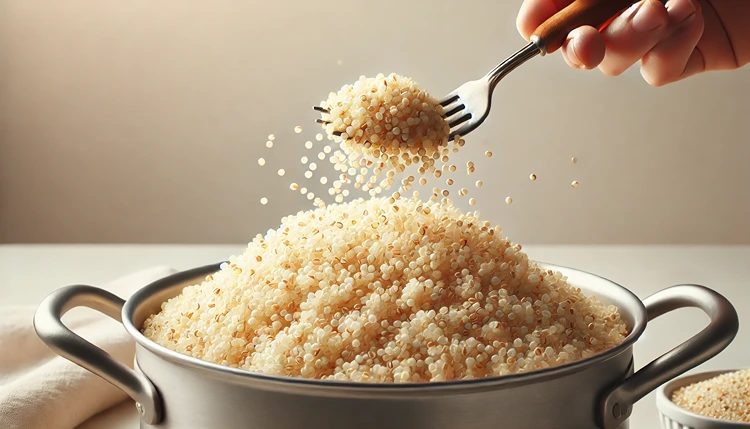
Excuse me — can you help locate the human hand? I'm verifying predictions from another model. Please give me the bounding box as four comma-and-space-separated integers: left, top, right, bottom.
516, 0, 748, 86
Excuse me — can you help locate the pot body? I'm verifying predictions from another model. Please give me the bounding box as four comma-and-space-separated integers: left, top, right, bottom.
33, 262, 739, 429
134, 342, 634, 429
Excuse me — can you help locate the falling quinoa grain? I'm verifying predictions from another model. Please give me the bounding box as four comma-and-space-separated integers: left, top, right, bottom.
277, 169, 285, 176
475, 181, 483, 189
294, 126, 302, 134
266, 141, 274, 148
485, 151, 493, 158
268, 134, 276, 141
505, 197, 513, 204
571, 157, 577, 164
258, 158, 266, 166
530, 174, 537, 181
572, 181, 579, 188
260, 197, 268, 205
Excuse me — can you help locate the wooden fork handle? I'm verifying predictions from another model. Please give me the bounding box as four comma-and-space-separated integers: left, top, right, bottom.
531, 0, 642, 54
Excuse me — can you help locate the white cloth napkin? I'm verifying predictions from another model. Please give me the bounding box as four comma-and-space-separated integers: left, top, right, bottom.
0, 266, 176, 429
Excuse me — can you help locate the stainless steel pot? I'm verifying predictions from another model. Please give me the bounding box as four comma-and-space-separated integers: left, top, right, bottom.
33, 262, 739, 429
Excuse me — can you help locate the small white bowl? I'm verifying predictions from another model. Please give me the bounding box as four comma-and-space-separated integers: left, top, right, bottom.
657, 369, 750, 429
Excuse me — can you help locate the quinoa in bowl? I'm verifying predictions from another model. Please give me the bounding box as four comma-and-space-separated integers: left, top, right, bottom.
671, 369, 750, 423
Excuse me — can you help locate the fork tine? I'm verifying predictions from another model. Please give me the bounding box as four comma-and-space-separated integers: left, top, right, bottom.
449, 122, 473, 140
438, 94, 459, 107
448, 112, 471, 128
443, 104, 465, 118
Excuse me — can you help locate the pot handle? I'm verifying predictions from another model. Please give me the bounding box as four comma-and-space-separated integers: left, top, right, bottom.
600, 284, 739, 429
33, 285, 162, 425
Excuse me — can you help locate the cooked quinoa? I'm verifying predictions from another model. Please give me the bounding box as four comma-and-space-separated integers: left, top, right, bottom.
142, 196, 627, 383
314, 73, 455, 199
671, 369, 750, 423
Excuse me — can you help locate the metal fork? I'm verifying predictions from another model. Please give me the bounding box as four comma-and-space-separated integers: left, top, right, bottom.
441, 0, 647, 139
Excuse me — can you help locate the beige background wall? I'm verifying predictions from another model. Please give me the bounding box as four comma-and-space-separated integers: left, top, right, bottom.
1, 1, 748, 245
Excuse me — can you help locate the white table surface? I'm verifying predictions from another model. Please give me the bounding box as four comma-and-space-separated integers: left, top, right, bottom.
1, 244, 748, 429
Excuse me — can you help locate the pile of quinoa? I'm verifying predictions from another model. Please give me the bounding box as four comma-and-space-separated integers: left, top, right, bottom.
142, 196, 628, 383
315, 73, 455, 199
671, 369, 750, 422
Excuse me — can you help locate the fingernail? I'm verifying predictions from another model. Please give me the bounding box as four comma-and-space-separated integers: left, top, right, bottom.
667, 0, 697, 24
565, 37, 585, 69
632, 0, 665, 32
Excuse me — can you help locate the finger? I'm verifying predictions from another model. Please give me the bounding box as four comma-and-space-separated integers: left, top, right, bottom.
516, 0, 575, 40
696, 0, 746, 71
663, 0, 701, 29
560, 26, 607, 69
641, 2, 705, 86
597, 0, 670, 76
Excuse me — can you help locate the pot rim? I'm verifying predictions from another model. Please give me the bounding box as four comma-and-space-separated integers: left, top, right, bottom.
656, 368, 750, 428
122, 261, 647, 392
